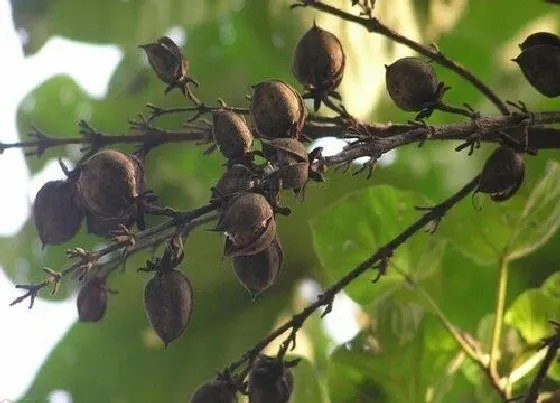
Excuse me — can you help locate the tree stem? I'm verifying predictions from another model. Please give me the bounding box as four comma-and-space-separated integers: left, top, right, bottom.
490, 252, 510, 380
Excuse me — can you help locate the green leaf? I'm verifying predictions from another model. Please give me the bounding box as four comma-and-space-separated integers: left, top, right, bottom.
508, 162, 560, 260
311, 185, 446, 306
505, 289, 560, 344
542, 271, 560, 300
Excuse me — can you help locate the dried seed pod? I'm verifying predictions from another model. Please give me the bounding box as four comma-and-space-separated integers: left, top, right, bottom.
189, 379, 236, 403
261, 138, 308, 166
77, 277, 108, 322
247, 355, 294, 403
519, 32, 560, 51
292, 23, 346, 93
385, 57, 439, 111
144, 269, 194, 347
33, 180, 84, 246
224, 217, 277, 258
250, 79, 307, 139
212, 109, 253, 159
85, 211, 136, 238
216, 192, 274, 235
139, 36, 192, 95
515, 44, 560, 97
77, 150, 143, 221
211, 164, 255, 200
270, 162, 309, 191
232, 237, 283, 298
477, 146, 525, 202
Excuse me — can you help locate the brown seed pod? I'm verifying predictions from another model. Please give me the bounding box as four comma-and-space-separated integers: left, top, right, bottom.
247, 355, 295, 403
519, 32, 560, 51
224, 217, 277, 258
250, 79, 307, 139
144, 269, 194, 347
261, 138, 308, 166
212, 109, 253, 159
77, 277, 108, 322
216, 192, 274, 235
385, 57, 439, 111
211, 164, 255, 200
189, 379, 236, 403
138, 36, 192, 96
33, 180, 84, 246
515, 44, 560, 97
77, 150, 143, 221
292, 23, 346, 93
270, 162, 309, 191
85, 211, 136, 238
231, 237, 283, 298
477, 145, 525, 202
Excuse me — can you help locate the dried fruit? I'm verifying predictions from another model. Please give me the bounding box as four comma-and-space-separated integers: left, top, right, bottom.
224, 217, 277, 258
232, 237, 283, 298
519, 32, 560, 51
85, 211, 136, 238
139, 36, 195, 96
190, 379, 236, 403
216, 192, 274, 235
292, 23, 346, 109
514, 42, 560, 97
477, 145, 525, 202
77, 150, 143, 222
250, 79, 307, 139
144, 269, 194, 347
247, 355, 294, 403
269, 162, 309, 192
211, 164, 255, 200
33, 180, 84, 246
261, 138, 308, 166
212, 109, 253, 159
385, 57, 439, 111
77, 277, 108, 322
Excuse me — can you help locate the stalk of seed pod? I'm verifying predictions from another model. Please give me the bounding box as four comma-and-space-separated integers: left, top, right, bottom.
231, 237, 283, 299
77, 277, 108, 322
247, 355, 295, 403
33, 180, 84, 246
385, 57, 439, 112
514, 32, 560, 97
212, 109, 253, 160
189, 379, 236, 403
476, 145, 525, 202
144, 269, 194, 347
292, 23, 346, 110
249, 79, 307, 139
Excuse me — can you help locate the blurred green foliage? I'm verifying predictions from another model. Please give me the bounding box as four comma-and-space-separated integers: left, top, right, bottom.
4, 0, 560, 401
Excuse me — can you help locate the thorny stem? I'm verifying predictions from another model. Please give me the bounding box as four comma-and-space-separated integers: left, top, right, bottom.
9, 204, 219, 308
224, 175, 481, 376
523, 323, 560, 403
394, 266, 508, 401
490, 252, 511, 382
145, 102, 249, 122
292, 0, 510, 115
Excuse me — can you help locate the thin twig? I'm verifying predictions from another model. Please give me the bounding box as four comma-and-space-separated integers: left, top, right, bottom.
490, 253, 511, 381
292, 0, 510, 115
223, 175, 481, 376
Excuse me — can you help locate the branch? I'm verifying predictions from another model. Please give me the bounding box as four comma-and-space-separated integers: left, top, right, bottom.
223, 174, 481, 377
145, 102, 249, 122
292, 0, 509, 115
523, 322, 560, 403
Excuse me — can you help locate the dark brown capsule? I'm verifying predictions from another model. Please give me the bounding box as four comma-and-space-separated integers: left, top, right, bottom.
261, 138, 308, 166
477, 146, 525, 202
519, 32, 560, 51
224, 217, 277, 258
247, 355, 294, 403
385, 57, 439, 111
292, 23, 346, 93
269, 162, 309, 192
515, 44, 560, 97
77, 277, 108, 322
189, 379, 236, 403
211, 164, 255, 200
250, 79, 307, 139
212, 109, 253, 159
138, 36, 192, 95
77, 150, 143, 221
215, 192, 274, 235
84, 211, 136, 238
231, 237, 283, 298
33, 180, 84, 246
144, 270, 194, 347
